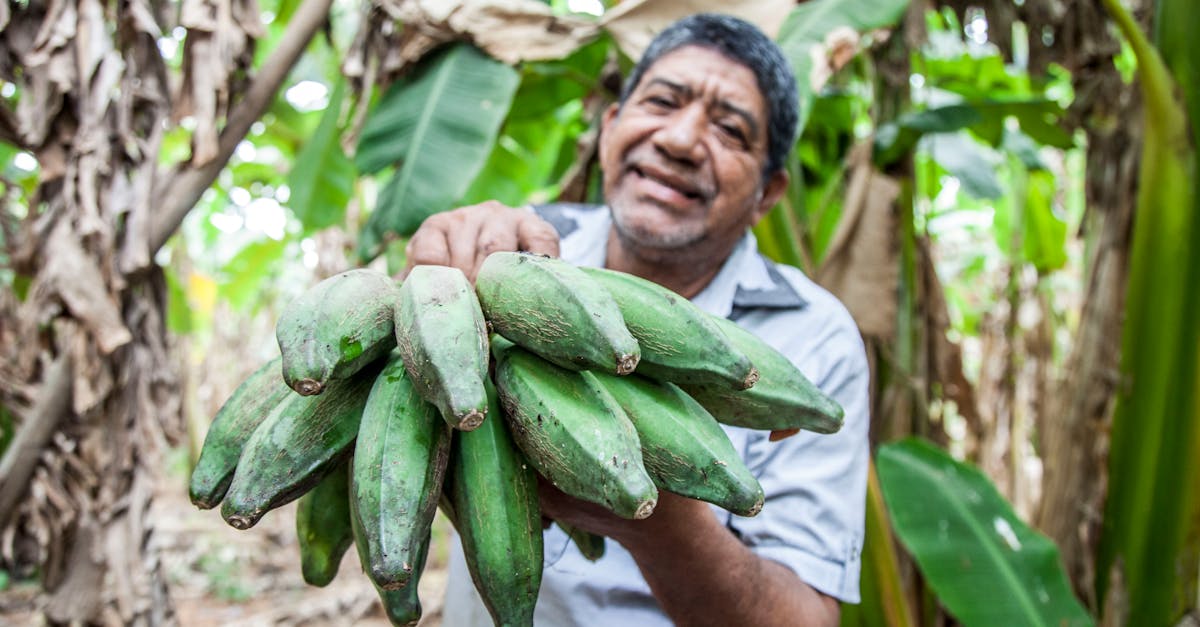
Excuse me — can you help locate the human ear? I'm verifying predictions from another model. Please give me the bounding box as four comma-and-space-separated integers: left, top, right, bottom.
750, 169, 789, 226
597, 103, 621, 166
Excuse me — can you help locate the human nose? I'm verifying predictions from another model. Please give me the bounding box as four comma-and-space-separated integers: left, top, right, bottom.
653, 104, 706, 164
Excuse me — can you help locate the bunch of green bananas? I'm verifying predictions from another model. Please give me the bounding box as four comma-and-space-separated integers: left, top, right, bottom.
188, 252, 844, 627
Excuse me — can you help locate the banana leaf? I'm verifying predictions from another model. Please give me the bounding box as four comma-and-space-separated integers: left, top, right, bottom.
877, 438, 1093, 627
355, 44, 519, 260
287, 77, 355, 233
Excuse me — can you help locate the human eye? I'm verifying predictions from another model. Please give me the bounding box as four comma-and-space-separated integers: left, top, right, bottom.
717, 121, 748, 146
642, 93, 676, 109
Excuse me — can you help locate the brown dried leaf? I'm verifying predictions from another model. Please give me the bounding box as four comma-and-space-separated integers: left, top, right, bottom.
364, 0, 600, 71
816, 144, 900, 339
601, 0, 795, 60
176, 0, 262, 165
806, 26, 862, 93
41, 221, 132, 356
43, 520, 103, 623
16, 0, 75, 146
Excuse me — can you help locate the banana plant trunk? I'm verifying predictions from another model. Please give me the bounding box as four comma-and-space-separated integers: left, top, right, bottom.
0, 1, 330, 622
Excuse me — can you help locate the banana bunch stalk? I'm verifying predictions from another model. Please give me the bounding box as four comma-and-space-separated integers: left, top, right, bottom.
189, 253, 844, 627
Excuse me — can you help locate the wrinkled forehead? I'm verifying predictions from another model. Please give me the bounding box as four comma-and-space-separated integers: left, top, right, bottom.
635, 45, 768, 120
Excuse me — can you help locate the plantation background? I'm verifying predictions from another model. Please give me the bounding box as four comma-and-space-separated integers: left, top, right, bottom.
0, 0, 1197, 625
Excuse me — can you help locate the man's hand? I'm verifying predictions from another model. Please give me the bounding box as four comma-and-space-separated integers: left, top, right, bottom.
541, 482, 840, 626
403, 201, 560, 281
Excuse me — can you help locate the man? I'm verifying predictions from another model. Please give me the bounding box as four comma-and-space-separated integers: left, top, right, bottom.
405, 14, 869, 626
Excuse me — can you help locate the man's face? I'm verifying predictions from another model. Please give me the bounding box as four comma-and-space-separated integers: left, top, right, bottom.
599, 45, 787, 258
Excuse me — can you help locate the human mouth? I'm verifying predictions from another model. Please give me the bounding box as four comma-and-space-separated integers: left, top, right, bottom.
628, 164, 708, 207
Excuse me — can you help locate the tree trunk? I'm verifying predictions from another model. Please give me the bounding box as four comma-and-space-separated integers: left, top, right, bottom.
0, 2, 180, 623
0, 0, 331, 622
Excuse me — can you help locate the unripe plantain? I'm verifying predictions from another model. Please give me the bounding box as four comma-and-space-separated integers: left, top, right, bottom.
295, 459, 353, 587
590, 371, 764, 516
276, 268, 398, 396
581, 266, 758, 390
394, 265, 489, 430
556, 521, 605, 562
220, 363, 378, 530
492, 339, 657, 520
356, 527, 432, 627
475, 252, 640, 375
445, 379, 542, 626
351, 352, 450, 591
683, 316, 844, 434
379, 537, 431, 626
190, 356, 291, 509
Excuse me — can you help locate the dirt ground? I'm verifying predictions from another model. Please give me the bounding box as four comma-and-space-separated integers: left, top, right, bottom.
1, 466, 454, 627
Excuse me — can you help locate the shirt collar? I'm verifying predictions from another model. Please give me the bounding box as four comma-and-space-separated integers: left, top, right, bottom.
691, 231, 808, 317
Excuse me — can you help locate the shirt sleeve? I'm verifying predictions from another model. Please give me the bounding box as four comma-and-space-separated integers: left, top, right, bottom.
723, 298, 871, 603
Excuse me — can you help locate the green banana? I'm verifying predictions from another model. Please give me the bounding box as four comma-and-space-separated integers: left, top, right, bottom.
395, 265, 490, 431
361, 529, 432, 627
295, 458, 353, 587
190, 356, 291, 509
581, 266, 758, 390
683, 316, 844, 434
590, 372, 764, 516
351, 352, 450, 591
556, 521, 605, 562
276, 268, 399, 396
475, 252, 640, 375
493, 340, 658, 520
220, 364, 378, 529
445, 379, 542, 626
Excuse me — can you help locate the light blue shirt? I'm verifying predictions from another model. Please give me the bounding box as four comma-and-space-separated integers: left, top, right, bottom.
442, 204, 870, 626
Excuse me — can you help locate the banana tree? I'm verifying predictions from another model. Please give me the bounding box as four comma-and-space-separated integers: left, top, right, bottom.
1093, 0, 1200, 624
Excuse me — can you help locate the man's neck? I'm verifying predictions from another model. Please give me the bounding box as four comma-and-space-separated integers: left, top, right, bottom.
603, 229, 737, 299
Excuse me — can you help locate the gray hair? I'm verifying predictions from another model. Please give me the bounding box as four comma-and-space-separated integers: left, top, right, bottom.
618, 13, 799, 177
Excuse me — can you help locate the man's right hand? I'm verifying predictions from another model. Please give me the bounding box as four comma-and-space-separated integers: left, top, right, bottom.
402, 201, 560, 282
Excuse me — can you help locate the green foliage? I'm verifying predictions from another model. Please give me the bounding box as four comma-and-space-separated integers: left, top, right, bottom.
218, 238, 289, 312
776, 0, 912, 132
463, 102, 583, 207
286, 78, 355, 232
508, 36, 612, 122
0, 402, 14, 460
877, 438, 1093, 627
165, 268, 194, 335
356, 44, 520, 258
197, 551, 253, 602
875, 100, 1071, 169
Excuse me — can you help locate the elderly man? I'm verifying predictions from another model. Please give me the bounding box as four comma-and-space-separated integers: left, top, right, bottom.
406, 13, 870, 626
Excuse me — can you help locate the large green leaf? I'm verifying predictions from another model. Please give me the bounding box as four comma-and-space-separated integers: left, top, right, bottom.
1020, 169, 1066, 273
841, 461, 916, 627
875, 99, 1071, 167
508, 36, 611, 122
877, 438, 1093, 627
355, 44, 520, 258
776, 0, 912, 132
461, 104, 576, 207
1095, 0, 1200, 623
286, 78, 355, 232
926, 132, 1003, 200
